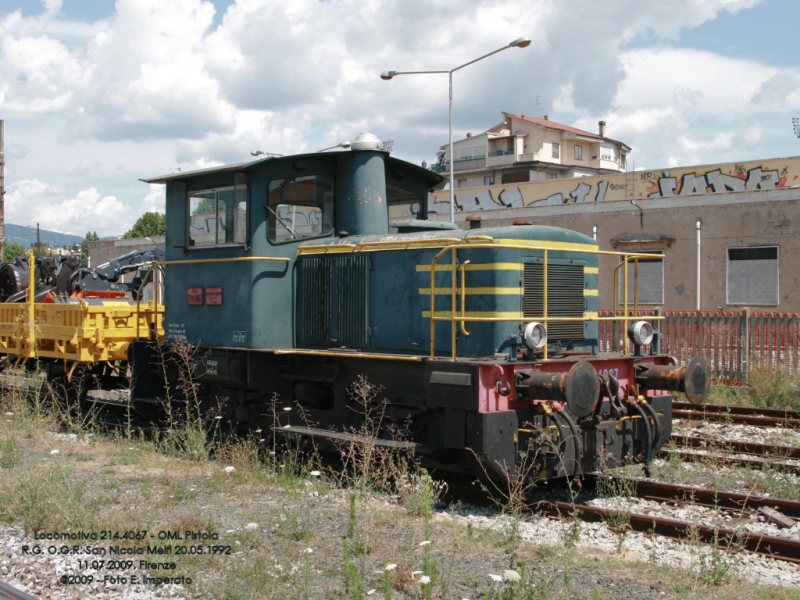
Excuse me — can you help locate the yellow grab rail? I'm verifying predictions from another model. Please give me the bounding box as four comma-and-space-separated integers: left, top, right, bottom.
426, 241, 663, 360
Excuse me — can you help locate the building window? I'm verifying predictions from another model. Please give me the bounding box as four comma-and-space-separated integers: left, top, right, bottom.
502, 171, 530, 184
574, 145, 582, 161
483, 176, 493, 186
188, 183, 247, 248
618, 252, 664, 305
458, 178, 468, 189
267, 174, 334, 244
546, 173, 557, 180
552, 143, 560, 159
727, 246, 778, 305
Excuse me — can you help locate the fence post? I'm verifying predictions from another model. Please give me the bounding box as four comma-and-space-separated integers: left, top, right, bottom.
654, 306, 661, 355
743, 307, 750, 385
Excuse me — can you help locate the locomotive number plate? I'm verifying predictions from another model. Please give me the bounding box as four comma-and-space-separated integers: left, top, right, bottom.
205, 287, 224, 305
187, 287, 203, 305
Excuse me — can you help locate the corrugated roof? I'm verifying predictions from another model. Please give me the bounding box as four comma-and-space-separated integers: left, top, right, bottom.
503, 112, 603, 139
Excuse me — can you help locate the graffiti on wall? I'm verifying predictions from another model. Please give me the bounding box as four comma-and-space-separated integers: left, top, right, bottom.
429, 157, 800, 213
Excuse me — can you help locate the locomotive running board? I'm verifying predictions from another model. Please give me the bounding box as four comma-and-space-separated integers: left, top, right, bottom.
278, 425, 437, 454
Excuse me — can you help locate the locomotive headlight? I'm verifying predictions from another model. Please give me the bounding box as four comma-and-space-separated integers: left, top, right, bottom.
628, 320, 654, 346
523, 322, 547, 350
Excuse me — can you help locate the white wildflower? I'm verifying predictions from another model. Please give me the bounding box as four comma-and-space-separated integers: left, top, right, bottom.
488, 574, 502, 582
419, 575, 431, 585
283, 407, 292, 412
419, 540, 431, 546
503, 570, 521, 582
50, 449, 59, 455
303, 548, 313, 554
385, 563, 397, 571
214, 415, 223, 420
309, 470, 321, 477
223, 466, 236, 473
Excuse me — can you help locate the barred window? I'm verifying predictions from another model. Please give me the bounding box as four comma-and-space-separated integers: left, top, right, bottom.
618, 253, 663, 305
727, 246, 778, 305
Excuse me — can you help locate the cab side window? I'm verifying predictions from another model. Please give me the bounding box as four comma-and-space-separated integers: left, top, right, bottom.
267, 174, 334, 244
188, 185, 247, 247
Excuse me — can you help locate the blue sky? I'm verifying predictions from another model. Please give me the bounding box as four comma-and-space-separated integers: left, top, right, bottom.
1, 0, 798, 235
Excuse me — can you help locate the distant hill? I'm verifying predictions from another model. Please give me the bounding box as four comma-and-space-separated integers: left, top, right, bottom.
4, 224, 85, 248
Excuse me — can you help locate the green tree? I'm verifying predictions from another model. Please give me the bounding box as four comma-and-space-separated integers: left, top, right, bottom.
123, 212, 166, 239
3, 242, 26, 263
80, 231, 99, 265
429, 150, 446, 174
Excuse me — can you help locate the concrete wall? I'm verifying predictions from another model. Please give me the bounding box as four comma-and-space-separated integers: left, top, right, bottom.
433, 188, 800, 312
87, 236, 165, 271
431, 155, 800, 214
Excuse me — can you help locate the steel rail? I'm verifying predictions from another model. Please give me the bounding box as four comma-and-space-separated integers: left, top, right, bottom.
539, 500, 800, 564
660, 447, 800, 475
592, 475, 800, 518
0, 580, 38, 600
669, 433, 800, 460
672, 408, 800, 428
673, 402, 800, 420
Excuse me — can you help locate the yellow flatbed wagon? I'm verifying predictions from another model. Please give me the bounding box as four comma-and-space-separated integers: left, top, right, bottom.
0, 252, 163, 372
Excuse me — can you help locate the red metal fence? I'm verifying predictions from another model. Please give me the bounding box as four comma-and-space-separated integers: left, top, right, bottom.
598, 309, 800, 381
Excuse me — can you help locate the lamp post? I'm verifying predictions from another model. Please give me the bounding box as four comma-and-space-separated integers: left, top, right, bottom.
381, 36, 531, 224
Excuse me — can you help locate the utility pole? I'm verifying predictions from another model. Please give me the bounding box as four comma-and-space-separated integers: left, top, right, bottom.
0, 119, 5, 263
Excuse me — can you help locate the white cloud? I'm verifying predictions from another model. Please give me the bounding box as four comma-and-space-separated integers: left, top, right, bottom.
141, 184, 166, 214
6, 179, 132, 236
0, 0, 794, 234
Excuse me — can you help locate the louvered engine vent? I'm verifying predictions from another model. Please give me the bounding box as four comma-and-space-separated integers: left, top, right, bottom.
296, 255, 369, 347
523, 263, 585, 342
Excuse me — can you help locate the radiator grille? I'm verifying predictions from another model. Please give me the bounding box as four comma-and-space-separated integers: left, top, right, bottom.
523, 263, 585, 341
296, 255, 369, 347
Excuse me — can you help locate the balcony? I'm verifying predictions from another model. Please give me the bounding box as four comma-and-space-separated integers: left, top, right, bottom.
448, 157, 487, 172
485, 151, 540, 168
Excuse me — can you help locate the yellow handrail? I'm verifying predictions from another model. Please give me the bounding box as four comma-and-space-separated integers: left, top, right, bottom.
426, 241, 663, 360
460, 260, 470, 337
135, 256, 290, 339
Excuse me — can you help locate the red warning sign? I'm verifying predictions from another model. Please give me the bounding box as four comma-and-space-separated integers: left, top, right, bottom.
187, 287, 203, 305
205, 287, 224, 306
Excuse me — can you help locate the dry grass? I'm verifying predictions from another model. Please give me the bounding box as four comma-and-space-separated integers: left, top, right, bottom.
1, 372, 800, 599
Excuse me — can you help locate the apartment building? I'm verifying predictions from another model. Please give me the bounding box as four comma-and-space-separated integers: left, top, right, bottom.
443, 112, 631, 190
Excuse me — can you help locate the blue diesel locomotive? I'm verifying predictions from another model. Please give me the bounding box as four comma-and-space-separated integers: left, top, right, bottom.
131, 133, 709, 480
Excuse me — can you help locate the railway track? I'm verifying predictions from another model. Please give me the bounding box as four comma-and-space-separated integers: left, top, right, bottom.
447, 475, 800, 565
672, 402, 800, 428
542, 477, 800, 564
661, 434, 800, 475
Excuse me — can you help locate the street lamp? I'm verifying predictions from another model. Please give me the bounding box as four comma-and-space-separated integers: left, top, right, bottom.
381, 36, 531, 224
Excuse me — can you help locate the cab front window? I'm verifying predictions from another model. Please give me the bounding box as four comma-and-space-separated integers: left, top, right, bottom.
267, 174, 334, 244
